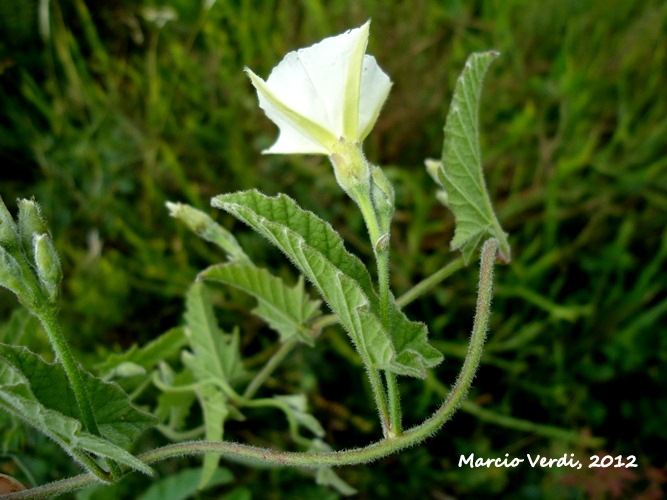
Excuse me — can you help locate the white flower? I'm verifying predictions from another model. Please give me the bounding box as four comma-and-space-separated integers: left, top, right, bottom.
245, 21, 392, 156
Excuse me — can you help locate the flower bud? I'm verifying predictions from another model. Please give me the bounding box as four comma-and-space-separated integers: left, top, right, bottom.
0, 247, 36, 307
370, 165, 395, 231
33, 233, 62, 302
17, 199, 48, 253
0, 196, 19, 250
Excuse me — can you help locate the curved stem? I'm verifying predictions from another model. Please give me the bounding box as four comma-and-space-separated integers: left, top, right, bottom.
37, 311, 94, 433
8, 240, 502, 500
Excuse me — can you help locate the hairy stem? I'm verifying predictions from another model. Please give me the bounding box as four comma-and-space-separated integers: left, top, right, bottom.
10, 241, 500, 499
313, 257, 465, 331
37, 306, 121, 478
354, 188, 402, 436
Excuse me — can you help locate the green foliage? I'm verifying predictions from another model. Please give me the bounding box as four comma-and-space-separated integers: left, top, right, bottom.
138, 467, 234, 500
0, 0, 665, 497
183, 282, 243, 488
0, 344, 154, 476
433, 51, 510, 263
200, 263, 321, 346
212, 190, 442, 377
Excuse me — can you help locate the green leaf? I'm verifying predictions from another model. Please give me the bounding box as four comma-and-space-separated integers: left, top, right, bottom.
95, 327, 187, 377
437, 51, 510, 263
212, 191, 391, 369
200, 263, 321, 346
184, 283, 244, 385
212, 190, 442, 377
0, 344, 154, 475
0, 308, 40, 346
166, 202, 249, 262
183, 282, 244, 489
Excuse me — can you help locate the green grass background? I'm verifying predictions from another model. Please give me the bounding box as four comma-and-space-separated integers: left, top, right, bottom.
1, 0, 666, 498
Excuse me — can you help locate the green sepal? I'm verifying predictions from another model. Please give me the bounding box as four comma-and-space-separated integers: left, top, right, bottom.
0, 196, 19, 250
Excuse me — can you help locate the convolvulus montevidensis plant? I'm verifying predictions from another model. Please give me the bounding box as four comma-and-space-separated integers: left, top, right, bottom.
0, 21, 514, 498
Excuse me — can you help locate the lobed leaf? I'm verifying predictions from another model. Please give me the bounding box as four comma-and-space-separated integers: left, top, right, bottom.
184, 282, 244, 385
0, 344, 154, 475
183, 282, 244, 489
95, 327, 187, 378
212, 190, 442, 377
437, 51, 510, 263
199, 263, 321, 346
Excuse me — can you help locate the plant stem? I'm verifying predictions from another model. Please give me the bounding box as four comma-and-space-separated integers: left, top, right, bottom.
37, 305, 121, 478
243, 339, 298, 400
11, 242, 502, 499
312, 257, 466, 331
395, 257, 465, 308
37, 306, 99, 434
366, 366, 391, 436
354, 189, 401, 436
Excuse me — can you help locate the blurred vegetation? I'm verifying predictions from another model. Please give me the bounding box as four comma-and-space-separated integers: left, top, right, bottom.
1, 0, 666, 498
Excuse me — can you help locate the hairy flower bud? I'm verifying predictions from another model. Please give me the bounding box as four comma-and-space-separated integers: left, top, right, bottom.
0, 196, 19, 251
17, 199, 48, 254
33, 233, 62, 302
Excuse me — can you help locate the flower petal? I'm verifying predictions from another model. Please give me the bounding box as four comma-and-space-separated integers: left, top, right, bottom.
246, 68, 336, 155
263, 22, 371, 141
358, 55, 392, 142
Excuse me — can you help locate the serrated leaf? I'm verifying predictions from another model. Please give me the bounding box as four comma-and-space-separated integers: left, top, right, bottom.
0, 344, 154, 475
95, 327, 187, 377
438, 51, 510, 263
184, 283, 244, 385
200, 263, 321, 346
193, 381, 228, 490
183, 282, 243, 489
212, 191, 391, 369
212, 190, 442, 377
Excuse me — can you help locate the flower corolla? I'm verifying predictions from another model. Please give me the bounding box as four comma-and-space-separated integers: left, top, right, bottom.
245, 21, 392, 156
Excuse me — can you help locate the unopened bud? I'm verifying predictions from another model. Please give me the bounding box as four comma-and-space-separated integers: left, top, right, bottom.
425, 159, 449, 206
369, 165, 395, 235
0, 196, 19, 250
0, 247, 36, 307
17, 199, 48, 253
33, 233, 62, 302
